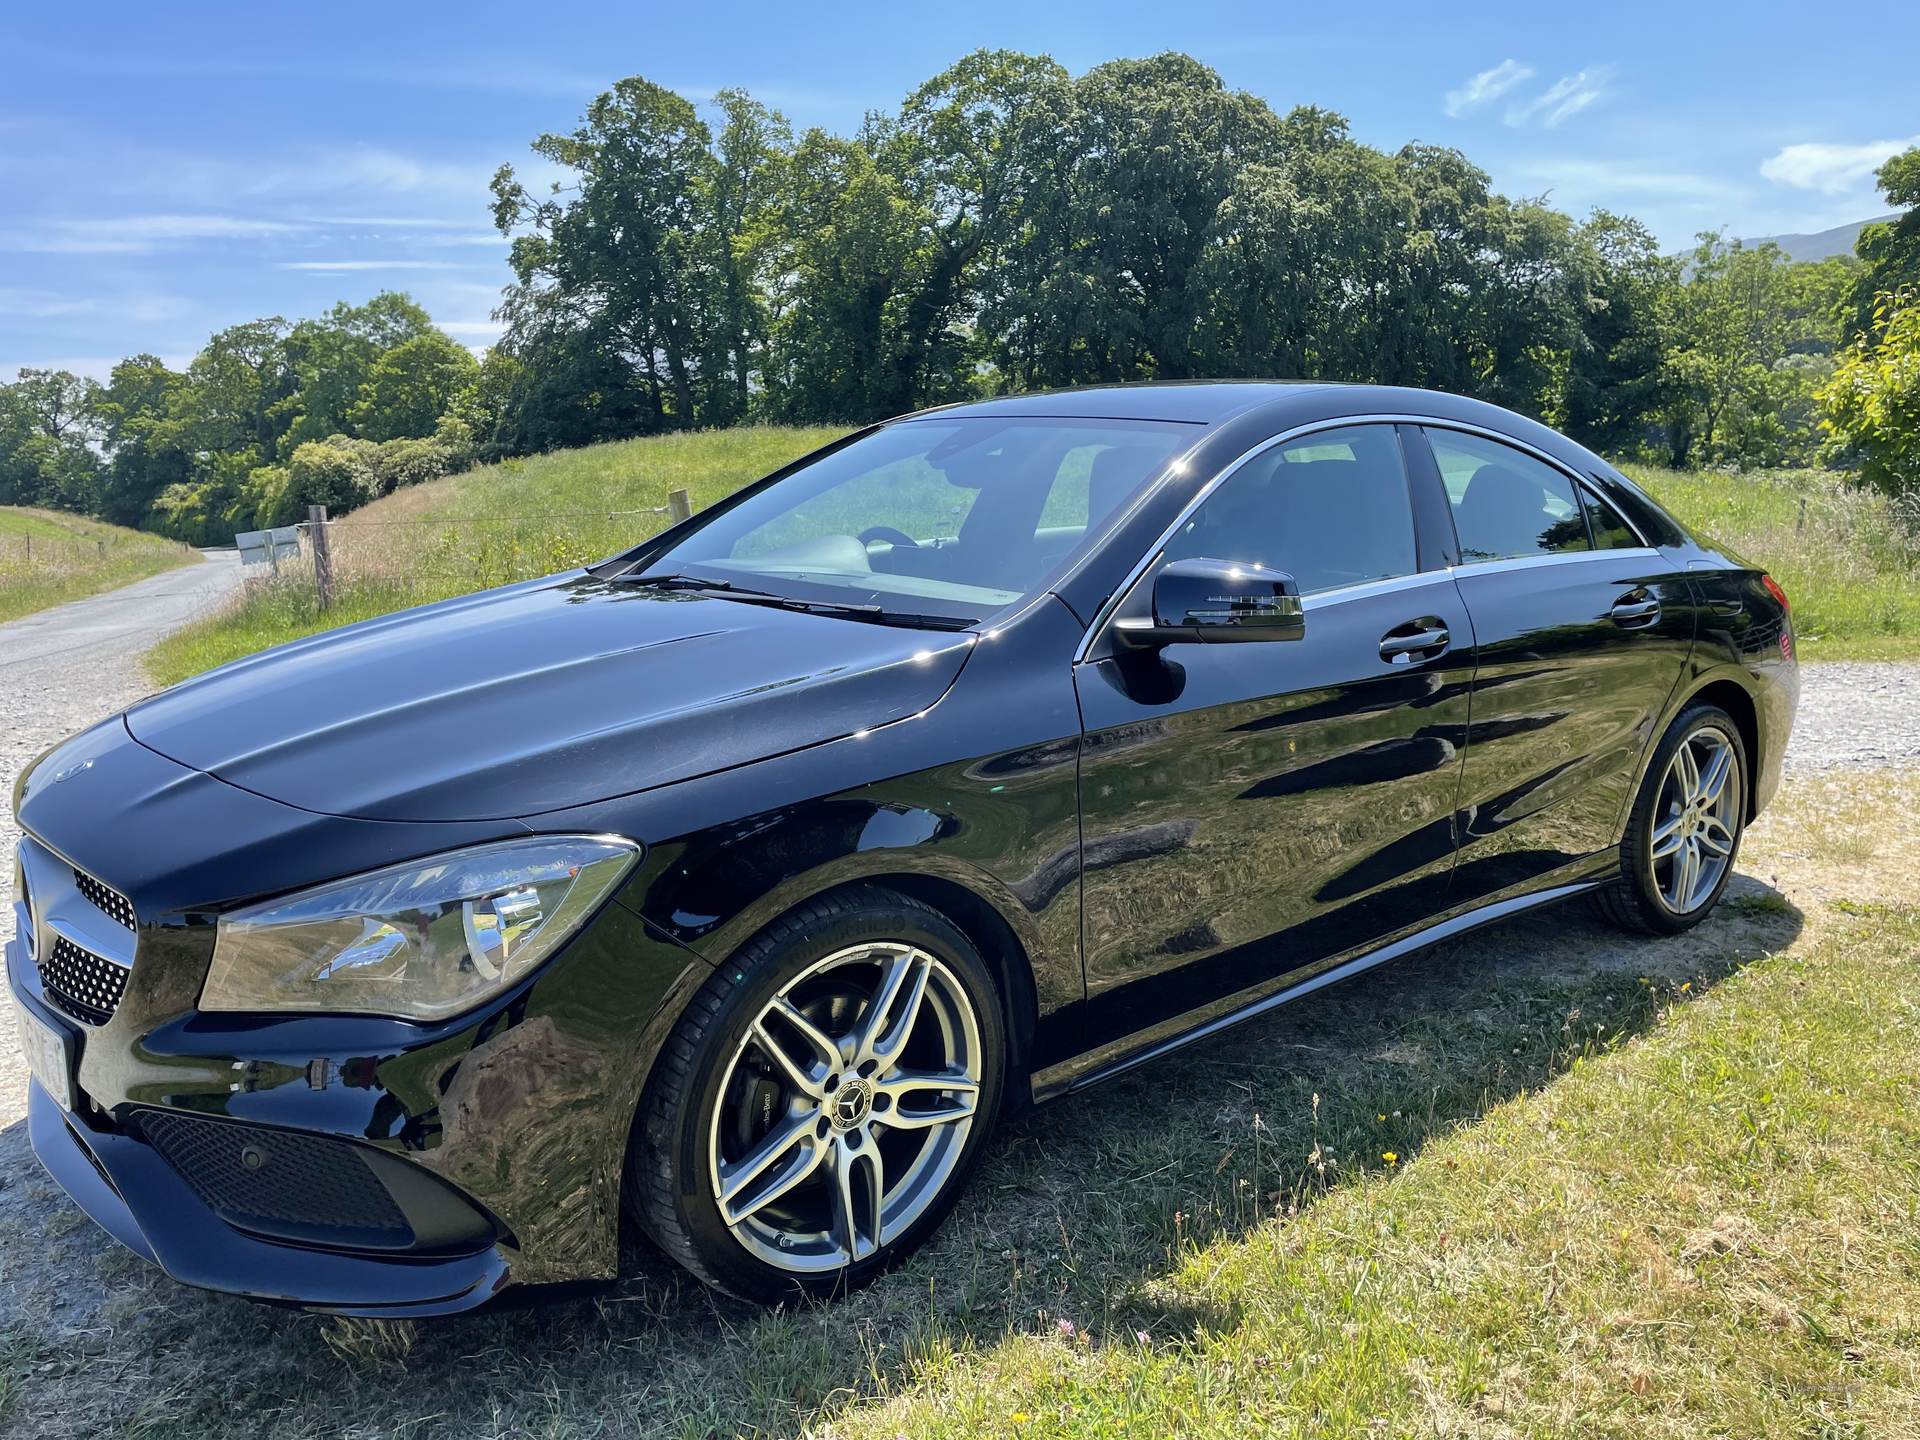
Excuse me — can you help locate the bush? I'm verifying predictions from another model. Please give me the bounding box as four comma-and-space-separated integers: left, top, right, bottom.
1820, 287, 1920, 505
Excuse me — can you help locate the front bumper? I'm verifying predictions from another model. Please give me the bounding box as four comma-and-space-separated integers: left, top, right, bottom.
7, 827, 709, 1316
10, 925, 516, 1315
26, 1078, 512, 1316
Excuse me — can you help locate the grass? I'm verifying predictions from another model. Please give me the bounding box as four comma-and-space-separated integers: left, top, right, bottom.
0, 506, 198, 624
1623, 463, 1920, 661
143, 431, 1920, 686
2, 765, 1917, 1437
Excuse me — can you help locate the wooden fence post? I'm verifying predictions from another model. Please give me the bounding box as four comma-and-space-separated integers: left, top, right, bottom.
668, 488, 692, 523
308, 505, 334, 610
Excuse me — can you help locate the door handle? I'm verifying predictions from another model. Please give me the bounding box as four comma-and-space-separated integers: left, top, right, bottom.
1379, 623, 1450, 664
1610, 594, 1661, 628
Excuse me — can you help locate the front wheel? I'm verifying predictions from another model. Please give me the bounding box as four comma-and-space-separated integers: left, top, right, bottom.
1596, 703, 1748, 935
626, 886, 1005, 1301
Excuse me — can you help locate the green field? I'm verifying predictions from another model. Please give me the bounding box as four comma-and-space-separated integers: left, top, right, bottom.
0, 507, 198, 624
143, 429, 1920, 685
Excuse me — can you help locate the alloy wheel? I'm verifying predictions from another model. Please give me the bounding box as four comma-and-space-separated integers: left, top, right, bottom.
707, 941, 983, 1273
1651, 724, 1742, 914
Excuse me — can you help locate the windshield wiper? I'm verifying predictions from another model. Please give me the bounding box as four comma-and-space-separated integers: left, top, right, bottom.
716, 592, 976, 630
616, 571, 974, 630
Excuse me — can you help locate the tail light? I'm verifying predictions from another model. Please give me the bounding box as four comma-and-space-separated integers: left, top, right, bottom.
1761, 573, 1793, 660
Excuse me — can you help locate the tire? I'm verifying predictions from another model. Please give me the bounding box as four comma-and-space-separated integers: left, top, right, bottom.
625, 885, 1006, 1302
1594, 702, 1748, 936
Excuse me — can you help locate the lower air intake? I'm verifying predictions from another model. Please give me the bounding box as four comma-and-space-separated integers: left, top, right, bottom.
138, 1110, 415, 1250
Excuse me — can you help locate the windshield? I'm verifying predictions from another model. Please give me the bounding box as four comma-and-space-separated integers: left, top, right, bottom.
635, 417, 1196, 625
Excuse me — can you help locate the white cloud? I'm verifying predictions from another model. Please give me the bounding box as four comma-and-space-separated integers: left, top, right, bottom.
1760, 135, 1920, 194
1444, 60, 1534, 118
0, 287, 189, 322
1509, 157, 1746, 201
1506, 67, 1615, 129
0, 214, 305, 254
275, 260, 462, 272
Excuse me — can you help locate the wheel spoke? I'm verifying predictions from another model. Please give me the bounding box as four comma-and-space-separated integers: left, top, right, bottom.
1674, 741, 1701, 803
856, 948, 932, 1068
753, 998, 843, 1098
1697, 742, 1733, 806
717, 1116, 825, 1225
831, 1136, 885, 1261
875, 1070, 979, 1131
1677, 839, 1702, 910
1698, 816, 1735, 857
1650, 811, 1685, 859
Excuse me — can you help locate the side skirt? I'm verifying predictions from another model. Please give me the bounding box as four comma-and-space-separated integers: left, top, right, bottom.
1032, 860, 1614, 1101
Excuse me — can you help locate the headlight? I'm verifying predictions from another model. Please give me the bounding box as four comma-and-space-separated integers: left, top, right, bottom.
202, 836, 640, 1021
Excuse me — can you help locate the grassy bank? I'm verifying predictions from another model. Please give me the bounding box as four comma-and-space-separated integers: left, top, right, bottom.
145, 424, 845, 684
0, 766, 1914, 1437
1623, 462, 1920, 660
145, 431, 1919, 686
0, 507, 198, 624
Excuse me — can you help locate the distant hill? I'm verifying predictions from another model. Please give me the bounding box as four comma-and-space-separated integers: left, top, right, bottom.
1739, 214, 1897, 264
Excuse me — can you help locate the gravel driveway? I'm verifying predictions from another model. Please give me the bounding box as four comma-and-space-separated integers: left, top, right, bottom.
1, 551, 244, 1127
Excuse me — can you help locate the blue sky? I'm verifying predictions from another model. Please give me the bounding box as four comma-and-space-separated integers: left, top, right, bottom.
3, 0, 1915, 380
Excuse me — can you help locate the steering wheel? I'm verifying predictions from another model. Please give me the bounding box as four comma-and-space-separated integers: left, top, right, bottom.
858, 525, 921, 550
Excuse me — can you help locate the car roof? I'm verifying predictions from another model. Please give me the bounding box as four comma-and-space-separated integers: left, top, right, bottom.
912, 381, 1334, 426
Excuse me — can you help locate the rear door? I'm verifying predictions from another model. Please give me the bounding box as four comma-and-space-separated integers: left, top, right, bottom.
1073, 423, 1474, 1054
1415, 426, 1695, 903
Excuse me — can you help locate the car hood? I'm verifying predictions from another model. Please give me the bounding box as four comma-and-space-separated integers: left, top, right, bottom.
126, 573, 974, 823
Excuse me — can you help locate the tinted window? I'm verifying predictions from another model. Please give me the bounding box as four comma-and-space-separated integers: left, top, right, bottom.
1581, 485, 1643, 549
1162, 425, 1418, 594
1425, 429, 1590, 562
648, 417, 1191, 621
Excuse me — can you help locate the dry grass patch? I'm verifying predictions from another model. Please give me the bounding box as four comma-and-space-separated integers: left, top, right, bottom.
0, 507, 197, 623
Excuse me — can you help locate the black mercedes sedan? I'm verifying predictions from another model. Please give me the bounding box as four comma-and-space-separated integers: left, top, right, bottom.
8, 383, 1796, 1312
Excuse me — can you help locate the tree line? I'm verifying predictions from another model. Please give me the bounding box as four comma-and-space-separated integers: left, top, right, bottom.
4, 51, 1918, 545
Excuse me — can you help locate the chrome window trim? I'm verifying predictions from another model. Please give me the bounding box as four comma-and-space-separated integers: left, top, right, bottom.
1074, 412, 1664, 664
1450, 546, 1660, 578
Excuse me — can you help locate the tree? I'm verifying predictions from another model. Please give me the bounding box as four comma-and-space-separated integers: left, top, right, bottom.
1562, 212, 1680, 452
492, 78, 724, 431
277, 292, 436, 451
1847, 148, 1920, 339
1658, 238, 1849, 466
0, 369, 104, 511
1820, 286, 1920, 501
92, 355, 194, 525
348, 332, 480, 441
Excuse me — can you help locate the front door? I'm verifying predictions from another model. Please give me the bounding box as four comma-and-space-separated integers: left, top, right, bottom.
1073, 423, 1474, 1056
1416, 425, 1696, 903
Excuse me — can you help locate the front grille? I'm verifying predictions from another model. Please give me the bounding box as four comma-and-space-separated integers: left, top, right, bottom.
39, 935, 129, 1026
139, 1111, 414, 1250
73, 869, 136, 929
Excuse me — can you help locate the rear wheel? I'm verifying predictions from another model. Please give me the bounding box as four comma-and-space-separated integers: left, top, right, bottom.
627, 886, 1005, 1301
1596, 703, 1747, 935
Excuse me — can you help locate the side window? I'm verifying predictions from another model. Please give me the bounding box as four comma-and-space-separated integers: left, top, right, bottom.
1424, 429, 1591, 562
1581, 485, 1643, 550
1162, 425, 1419, 594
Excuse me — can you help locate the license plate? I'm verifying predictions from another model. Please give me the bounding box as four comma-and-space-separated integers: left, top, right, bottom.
14, 996, 74, 1113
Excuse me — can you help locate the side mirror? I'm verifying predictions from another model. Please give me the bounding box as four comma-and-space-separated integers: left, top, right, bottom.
1114, 557, 1305, 647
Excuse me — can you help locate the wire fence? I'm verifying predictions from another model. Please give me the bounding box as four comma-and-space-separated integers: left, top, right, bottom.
0, 533, 115, 577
